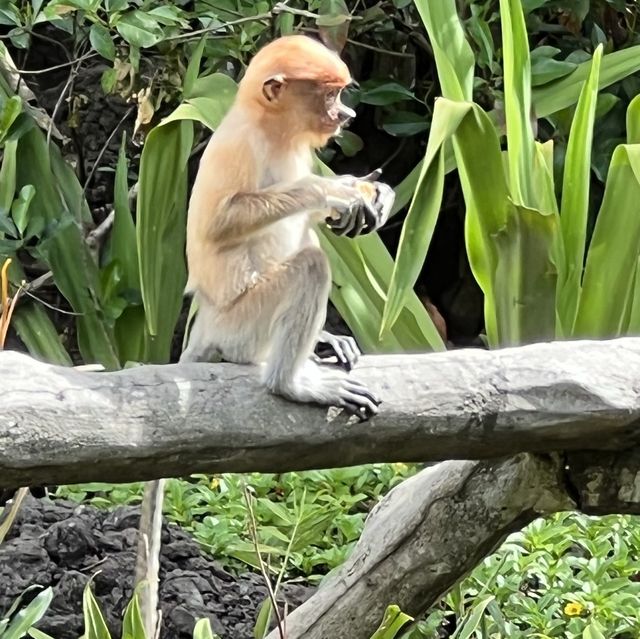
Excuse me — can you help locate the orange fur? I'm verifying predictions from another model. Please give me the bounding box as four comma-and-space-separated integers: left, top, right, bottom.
186, 35, 353, 308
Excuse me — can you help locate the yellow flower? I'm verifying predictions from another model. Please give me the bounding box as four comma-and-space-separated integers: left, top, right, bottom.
209, 477, 220, 490
564, 602, 584, 617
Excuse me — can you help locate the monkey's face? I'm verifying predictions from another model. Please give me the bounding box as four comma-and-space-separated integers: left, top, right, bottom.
265, 79, 356, 148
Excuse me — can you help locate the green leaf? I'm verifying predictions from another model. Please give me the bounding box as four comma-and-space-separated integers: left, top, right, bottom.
15, 126, 119, 368
381, 111, 428, 137
530, 56, 576, 86
90, 23, 115, 60
193, 618, 219, 639
0, 95, 22, 141
451, 596, 495, 639
626, 93, 640, 145
253, 598, 272, 639
183, 38, 206, 99
557, 44, 602, 336
533, 45, 640, 118
412, 0, 474, 101
3, 587, 53, 639
109, 134, 139, 295
583, 621, 606, 639
81, 581, 112, 639
369, 605, 413, 638
358, 82, 415, 106
574, 144, 640, 338
334, 130, 363, 156
0, 138, 17, 215
121, 590, 146, 639
11, 183, 35, 236
381, 98, 469, 336
115, 11, 164, 48
136, 119, 192, 358
28, 629, 56, 639
106, 0, 128, 11
11, 300, 72, 365
500, 0, 536, 207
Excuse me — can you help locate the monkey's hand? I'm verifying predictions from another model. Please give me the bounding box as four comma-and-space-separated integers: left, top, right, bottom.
323, 174, 395, 238
313, 330, 360, 372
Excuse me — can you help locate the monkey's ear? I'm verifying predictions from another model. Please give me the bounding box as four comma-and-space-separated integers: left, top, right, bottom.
262, 74, 286, 102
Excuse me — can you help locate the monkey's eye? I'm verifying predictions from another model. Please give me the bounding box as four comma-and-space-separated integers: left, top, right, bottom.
325, 88, 339, 101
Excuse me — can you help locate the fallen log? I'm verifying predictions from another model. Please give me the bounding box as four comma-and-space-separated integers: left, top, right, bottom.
2, 337, 640, 487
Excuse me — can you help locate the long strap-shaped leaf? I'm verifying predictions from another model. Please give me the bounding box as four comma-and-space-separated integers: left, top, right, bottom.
556, 45, 603, 336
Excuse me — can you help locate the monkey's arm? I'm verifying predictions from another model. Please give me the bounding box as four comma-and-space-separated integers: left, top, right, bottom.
208, 175, 379, 244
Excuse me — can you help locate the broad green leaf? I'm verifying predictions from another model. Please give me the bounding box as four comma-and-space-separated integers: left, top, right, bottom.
0, 95, 22, 141
413, 0, 474, 101
107, 134, 145, 363
451, 596, 495, 639
121, 590, 146, 639
627, 93, 640, 145
89, 23, 115, 60
530, 56, 576, 86
334, 130, 363, 156
182, 38, 206, 99
109, 134, 139, 294
136, 119, 192, 360
0, 138, 17, 215
3, 587, 53, 639
193, 618, 220, 639
82, 581, 112, 639
28, 629, 56, 639
533, 45, 640, 118
369, 605, 413, 638
15, 126, 119, 368
116, 11, 163, 48
574, 145, 640, 338
455, 104, 510, 345
253, 598, 272, 639
500, 0, 535, 207
455, 101, 559, 346
583, 622, 606, 639
358, 82, 416, 106
381, 98, 470, 335
557, 45, 602, 335
49, 141, 93, 226
11, 301, 72, 365
11, 183, 35, 236
381, 111, 428, 137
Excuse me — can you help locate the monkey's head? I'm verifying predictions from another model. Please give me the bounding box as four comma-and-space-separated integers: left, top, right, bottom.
238, 35, 357, 148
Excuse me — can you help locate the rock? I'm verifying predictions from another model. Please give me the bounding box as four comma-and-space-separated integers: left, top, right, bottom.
0, 496, 315, 638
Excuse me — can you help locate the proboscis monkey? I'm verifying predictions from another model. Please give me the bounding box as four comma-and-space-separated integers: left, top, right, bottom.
134, 35, 395, 635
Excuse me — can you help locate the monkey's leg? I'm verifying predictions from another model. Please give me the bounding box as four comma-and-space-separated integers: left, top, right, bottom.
217, 247, 380, 418
314, 331, 360, 371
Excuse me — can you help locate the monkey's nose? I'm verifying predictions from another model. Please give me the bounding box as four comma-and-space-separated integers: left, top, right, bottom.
338, 104, 356, 125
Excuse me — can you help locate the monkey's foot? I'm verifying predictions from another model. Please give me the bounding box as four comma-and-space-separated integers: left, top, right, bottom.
314, 331, 360, 372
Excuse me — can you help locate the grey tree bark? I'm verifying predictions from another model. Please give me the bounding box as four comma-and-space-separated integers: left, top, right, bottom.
2, 337, 640, 487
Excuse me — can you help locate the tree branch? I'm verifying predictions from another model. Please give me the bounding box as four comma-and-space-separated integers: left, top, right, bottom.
2, 337, 640, 488
265, 449, 640, 639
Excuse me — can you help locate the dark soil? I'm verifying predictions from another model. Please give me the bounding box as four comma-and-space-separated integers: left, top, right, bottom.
0, 496, 314, 639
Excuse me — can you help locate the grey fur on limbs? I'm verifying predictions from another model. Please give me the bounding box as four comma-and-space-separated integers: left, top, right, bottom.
3, 337, 640, 488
